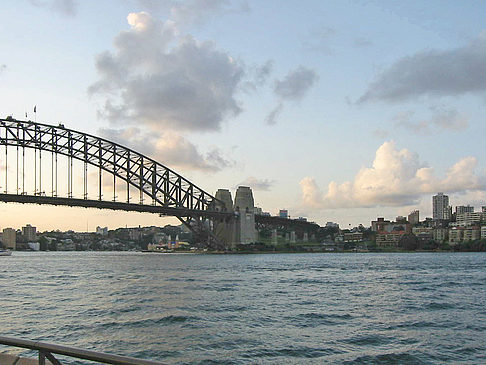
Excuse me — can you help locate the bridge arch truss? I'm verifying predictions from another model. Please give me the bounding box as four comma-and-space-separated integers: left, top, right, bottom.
0, 118, 231, 248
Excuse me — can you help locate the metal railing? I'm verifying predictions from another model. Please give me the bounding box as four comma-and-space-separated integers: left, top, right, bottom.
0, 336, 167, 365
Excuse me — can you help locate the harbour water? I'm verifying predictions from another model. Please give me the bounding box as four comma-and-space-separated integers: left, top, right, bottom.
1, 252, 485, 364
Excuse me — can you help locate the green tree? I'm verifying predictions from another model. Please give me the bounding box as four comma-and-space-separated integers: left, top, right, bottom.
398, 233, 419, 251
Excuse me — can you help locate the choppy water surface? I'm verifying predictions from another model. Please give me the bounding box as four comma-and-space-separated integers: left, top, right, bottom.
1, 252, 485, 364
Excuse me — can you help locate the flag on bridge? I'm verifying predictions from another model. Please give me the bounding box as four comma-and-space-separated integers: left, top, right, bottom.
34, 105, 36, 113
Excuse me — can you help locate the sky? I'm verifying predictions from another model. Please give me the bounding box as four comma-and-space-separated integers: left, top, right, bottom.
2, 0, 486, 231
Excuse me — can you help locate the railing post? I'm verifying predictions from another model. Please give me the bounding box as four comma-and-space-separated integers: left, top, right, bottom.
39, 351, 46, 365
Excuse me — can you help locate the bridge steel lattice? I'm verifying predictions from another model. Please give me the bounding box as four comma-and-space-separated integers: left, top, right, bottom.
0, 118, 232, 249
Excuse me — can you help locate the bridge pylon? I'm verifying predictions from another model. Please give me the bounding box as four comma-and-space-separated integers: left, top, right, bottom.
213, 189, 236, 250
213, 186, 257, 249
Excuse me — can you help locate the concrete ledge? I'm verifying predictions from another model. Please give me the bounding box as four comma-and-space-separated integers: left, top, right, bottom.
0, 353, 19, 365
0, 353, 53, 365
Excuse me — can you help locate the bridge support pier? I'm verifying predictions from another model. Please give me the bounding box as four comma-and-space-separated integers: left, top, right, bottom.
271, 229, 278, 245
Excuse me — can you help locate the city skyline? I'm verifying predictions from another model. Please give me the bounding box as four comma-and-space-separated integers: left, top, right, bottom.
2, 1, 486, 230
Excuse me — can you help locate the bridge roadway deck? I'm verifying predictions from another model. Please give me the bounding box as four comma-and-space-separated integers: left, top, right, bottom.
0, 193, 233, 219
0, 194, 319, 230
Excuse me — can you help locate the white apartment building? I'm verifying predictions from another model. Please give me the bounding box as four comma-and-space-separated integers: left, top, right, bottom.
433, 193, 449, 220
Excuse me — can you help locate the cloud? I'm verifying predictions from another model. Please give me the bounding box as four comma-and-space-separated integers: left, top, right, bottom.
359, 32, 486, 103
241, 60, 274, 92
99, 127, 233, 173
395, 107, 469, 134
90, 11, 245, 132
237, 176, 274, 191
300, 141, 486, 209
29, 0, 77, 16
266, 66, 318, 124
0, 64, 6, 74
274, 66, 319, 101
251, 60, 274, 87
264, 102, 283, 125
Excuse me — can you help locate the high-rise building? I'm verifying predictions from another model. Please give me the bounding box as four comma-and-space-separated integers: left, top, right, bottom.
22, 224, 37, 242
279, 209, 288, 219
456, 205, 474, 215
433, 193, 449, 220
408, 210, 420, 225
2, 228, 16, 250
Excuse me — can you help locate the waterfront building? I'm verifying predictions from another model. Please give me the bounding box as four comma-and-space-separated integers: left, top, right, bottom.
396, 216, 407, 224
376, 231, 404, 247
22, 224, 37, 242
456, 205, 474, 215
2, 228, 16, 250
433, 193, 449, 220
343, 232, 363, 243
326, 222, 339, 228
374, 218, 412, 234
371, 217, 391, 232
455, 212, 483, 227
129, 229, 141, 241
433, 228, 448, 242
463, 227, 480, 242
412, 227, 433, 235
408, 210, 420, 225
481, 226, 486, 239
96, 226, 108, 236
449, 228, 464, 244
443, 206, 452, 220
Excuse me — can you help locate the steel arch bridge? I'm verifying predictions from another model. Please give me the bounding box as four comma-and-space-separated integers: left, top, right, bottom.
0, 117, 234, 249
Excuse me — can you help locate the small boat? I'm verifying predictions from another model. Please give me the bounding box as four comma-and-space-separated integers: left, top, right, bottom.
0, 249, 12, 256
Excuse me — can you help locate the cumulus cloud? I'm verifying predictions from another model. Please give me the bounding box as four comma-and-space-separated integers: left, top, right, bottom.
395, 107, 469, 134
359, 32, 486, 103
274, 66, 319, 101
29, 0, 77, 16
300, 141, 486, 209
90, 11, 245, 132
237, 176, 274, 191
99, 127, 233, 173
